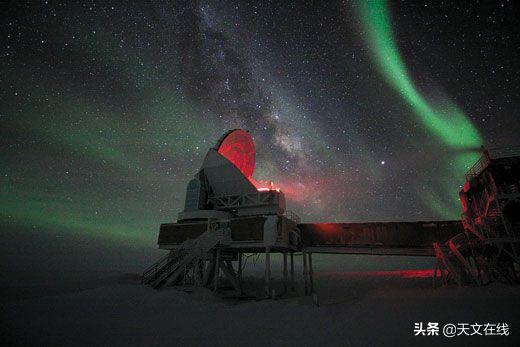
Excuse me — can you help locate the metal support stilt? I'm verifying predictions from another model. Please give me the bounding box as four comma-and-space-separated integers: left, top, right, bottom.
238, 252, 243, 283
303, 251, 308, 295
222, 260, 241, 293
194, 258, 201, 286
265, 247, 271, 297
309, 252, 314, 294
283, 252, 288, 294
203, 259, 215, 286
214, 249, 221, 292
290, 252, 295, 292
433, 259, 438, 288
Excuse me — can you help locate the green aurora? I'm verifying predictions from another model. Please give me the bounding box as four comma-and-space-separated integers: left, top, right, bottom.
1, 1, 491, 246
359, 0, 484, 218
1, 27, 223, 245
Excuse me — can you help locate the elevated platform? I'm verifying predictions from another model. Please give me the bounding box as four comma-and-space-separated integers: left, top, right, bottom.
158, 215, 301, 252
158, 219, 463, 254
299, 220, 463, 252
303, 246, 434, 256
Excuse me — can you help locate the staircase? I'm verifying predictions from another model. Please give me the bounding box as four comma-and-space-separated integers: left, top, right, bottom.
141, 229, 221, 289
433, 242, 464, 286
433, 240, 481, 286
141, 250, 182, 285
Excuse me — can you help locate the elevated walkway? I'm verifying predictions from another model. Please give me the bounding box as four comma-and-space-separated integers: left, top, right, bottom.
303, 246, 434, 256
299, 220, 463, 256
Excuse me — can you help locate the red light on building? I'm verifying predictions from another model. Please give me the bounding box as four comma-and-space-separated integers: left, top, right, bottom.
217, 129, 255, 179
315, 223, 342, 234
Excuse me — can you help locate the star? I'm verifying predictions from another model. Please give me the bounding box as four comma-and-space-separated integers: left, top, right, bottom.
1, 0, 518, 241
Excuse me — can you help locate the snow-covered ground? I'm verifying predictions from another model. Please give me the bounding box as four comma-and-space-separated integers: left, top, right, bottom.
2, 230, 519, 346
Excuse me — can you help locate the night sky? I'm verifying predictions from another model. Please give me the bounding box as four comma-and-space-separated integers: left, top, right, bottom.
2, 1, 519, 245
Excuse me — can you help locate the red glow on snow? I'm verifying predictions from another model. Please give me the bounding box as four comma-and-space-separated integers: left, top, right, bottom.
217, 130, 255, 179
333, 269, 435, 279
372, 269, 435, 278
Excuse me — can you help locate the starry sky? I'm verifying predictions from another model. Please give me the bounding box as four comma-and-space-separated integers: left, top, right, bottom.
2, 0, 519, 245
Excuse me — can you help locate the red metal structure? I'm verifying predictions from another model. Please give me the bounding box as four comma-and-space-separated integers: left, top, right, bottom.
434, 147, 520, 285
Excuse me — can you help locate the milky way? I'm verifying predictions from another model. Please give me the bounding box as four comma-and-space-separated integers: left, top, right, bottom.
2, 1, 519, 245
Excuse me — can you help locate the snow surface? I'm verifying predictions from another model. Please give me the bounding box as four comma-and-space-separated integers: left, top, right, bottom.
2, 229, 519, 346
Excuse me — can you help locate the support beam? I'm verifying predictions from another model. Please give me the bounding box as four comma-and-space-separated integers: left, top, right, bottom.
433, 259, 438, 288
203, 259, 215, 286
238, 252, 243, 283
214, 249, 221, 292
283, 252, 288, 294
309, 252, 314, 294
221, 260, 241, 293
290, 252, 295, 292
194, 258, 201, 286
265, 247, 271, 297
303, 251, 308, 295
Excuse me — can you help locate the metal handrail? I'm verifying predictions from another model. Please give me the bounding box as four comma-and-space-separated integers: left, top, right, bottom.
141, 250, 187, 284
142, 252, 169, 275
209, 190, 281, 209
141, 252, 171, 284
143, 248, 190, 285
488, 146, 520, 159
465, 153, 490, 180
466, 146, 520, 180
